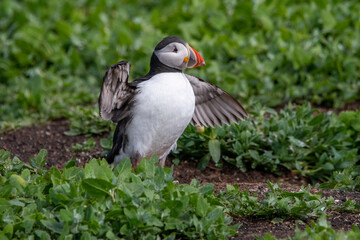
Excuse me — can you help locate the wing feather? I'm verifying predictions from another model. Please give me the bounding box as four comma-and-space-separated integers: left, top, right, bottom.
186, 74, 248, 127
212, 98, 238, 124
194, 108, 208, 127
197, 105, 214, 127
201, 103, 221, 127
206, 102, 230, 126
98, 61, 135, 123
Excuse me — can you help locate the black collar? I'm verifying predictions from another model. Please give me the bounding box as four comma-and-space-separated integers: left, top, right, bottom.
147, 53, 182, 76
129, 53, 182, 86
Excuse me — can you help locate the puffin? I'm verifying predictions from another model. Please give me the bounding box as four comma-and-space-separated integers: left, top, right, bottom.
99, 36, 248, 167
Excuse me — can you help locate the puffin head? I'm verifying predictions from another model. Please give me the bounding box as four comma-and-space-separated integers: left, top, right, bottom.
153, 36, 205, 71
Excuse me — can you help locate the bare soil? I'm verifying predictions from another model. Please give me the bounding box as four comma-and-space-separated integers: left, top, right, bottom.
1, 118, 359, 239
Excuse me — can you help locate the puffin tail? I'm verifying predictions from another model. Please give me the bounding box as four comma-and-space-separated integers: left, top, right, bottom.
106, 119, 129, 165
106, 150, 115, 164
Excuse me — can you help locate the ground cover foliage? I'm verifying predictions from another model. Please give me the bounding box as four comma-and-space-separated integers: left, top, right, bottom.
260, 215, 360, 240
1, 150, 359, 239
0, 150, 237, 239
176, 104, 360, 187
1, 0, 360, 238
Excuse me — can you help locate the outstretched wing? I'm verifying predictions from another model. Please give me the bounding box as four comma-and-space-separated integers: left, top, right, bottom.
99, 61, 135, 123
186, 74, 248, 127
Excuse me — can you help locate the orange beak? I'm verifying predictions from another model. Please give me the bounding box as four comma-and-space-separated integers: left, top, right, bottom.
187, 47, 205, 68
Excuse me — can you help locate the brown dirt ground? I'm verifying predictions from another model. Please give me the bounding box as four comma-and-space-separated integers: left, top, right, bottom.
1, 117, 359, 239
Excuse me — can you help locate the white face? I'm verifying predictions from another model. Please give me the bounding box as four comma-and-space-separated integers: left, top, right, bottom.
154, 42, 189, 70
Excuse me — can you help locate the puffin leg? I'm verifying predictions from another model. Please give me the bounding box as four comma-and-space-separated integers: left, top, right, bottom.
159, 156, 166, 167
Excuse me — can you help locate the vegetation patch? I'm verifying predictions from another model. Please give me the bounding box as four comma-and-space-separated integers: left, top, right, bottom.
1, 150, 359, 239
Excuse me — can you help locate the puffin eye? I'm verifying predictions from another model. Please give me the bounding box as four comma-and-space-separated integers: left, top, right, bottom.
173, 47, 178, 53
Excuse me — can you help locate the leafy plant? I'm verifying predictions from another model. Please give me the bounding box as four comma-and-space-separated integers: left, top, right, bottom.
220, 181, 335, 219
1, 149, 359, 239
318, 167, 360, 191
64, 106, 112, 136
259, 215, 360, 239
176, 104, 360, 184
0, 149, 237, 239
70, 137, 96, 152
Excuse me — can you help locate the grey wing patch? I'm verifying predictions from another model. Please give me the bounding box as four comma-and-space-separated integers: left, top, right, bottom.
99, 61, 135, 123
186, 74, 248, 128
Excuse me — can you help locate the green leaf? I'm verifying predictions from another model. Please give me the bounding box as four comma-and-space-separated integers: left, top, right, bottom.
208, 139, 221, 163
84, 159, 114, 182
197, 154, 210, 170
309, 114, 324, 126
124, 183, 144, 197
9, 174, 28, 190
63, 167, 84, 181
82, 178, 115, 198
59, 209, 74, 223
29, 149, 47, 169
70, 138, 96, 152
137, 157, 155, 178
249, 150, 260, 161
3, 223, 13, 238
289, 136, 306, 148
199, 183, 214, 195
123, 208, 137, 220
144, 188, 154, 201
0, 198, 10, 213
113, 158, 132, 177
8, 199, 25, 207
321, 10, 336, 31
162, 200, 184, 217
40, 220, 64, 234
196, 195, 209, 218
35, 230, 51, 240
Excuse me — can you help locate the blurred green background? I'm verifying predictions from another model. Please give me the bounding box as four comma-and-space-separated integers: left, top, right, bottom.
1, 0, 359, 131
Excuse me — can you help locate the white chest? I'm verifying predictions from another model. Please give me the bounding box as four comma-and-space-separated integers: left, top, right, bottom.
136, 73, 195, 119
126, 72, 195, 156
